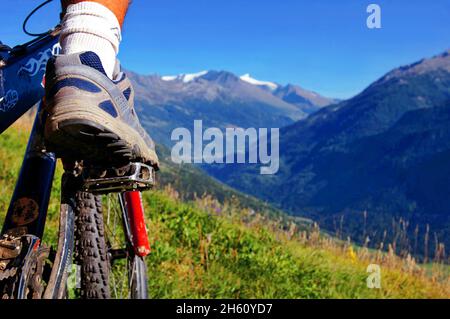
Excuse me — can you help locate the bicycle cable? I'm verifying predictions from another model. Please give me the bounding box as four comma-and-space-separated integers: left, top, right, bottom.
22, 0, 55, 37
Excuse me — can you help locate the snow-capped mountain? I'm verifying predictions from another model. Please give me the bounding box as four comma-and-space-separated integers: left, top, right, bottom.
161, 71, 209, 83
239, 74, 279, 91
127, 70, 336, 146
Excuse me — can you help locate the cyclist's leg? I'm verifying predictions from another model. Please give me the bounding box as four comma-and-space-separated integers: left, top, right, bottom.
61, 0, 129, 25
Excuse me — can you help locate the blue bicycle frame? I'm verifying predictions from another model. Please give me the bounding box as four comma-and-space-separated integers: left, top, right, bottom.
0, 29, 59, 239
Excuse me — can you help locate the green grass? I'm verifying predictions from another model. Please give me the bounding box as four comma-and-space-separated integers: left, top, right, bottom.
1, 124, 449, 299
143, 189, 449, 298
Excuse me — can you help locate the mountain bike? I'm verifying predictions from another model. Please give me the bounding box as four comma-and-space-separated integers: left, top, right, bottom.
0, 19, 156, 299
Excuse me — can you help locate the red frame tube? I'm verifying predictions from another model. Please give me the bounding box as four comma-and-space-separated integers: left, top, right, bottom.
122, 191, 151, 257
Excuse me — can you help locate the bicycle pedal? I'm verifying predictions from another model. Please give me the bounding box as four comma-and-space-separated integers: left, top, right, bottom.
82, 162, 156, 194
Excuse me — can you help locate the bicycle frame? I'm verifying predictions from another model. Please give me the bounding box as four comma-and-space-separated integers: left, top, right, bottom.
0, 30, 60, 238
0, 28, 151, 298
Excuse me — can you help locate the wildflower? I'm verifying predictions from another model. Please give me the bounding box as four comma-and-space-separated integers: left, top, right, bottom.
348, 246, 357, 263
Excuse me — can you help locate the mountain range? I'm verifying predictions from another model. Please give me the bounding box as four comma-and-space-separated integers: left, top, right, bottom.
204, 50, 450, 257
128, 70, 336, 146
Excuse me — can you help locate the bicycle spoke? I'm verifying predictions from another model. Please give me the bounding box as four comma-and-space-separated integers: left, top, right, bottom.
103, 193, 132, 299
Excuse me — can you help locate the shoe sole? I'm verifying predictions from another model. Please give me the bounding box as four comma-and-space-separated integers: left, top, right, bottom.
45, 118, 141, 166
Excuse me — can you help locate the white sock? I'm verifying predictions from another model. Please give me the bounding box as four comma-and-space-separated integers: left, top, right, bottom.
59, 1, 122, 79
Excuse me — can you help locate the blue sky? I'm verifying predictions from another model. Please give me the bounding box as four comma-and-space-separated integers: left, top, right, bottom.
0, 0, 448, 98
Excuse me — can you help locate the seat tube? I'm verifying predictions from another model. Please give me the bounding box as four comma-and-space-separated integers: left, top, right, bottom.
1, 102, 57, 238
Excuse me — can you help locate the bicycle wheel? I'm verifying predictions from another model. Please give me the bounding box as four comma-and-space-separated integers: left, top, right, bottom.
74, 192, 148, 299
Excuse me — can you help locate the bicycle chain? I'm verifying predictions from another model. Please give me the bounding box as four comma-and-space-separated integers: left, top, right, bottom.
0, 267, 18, 281
28, 246, 49, 298
0, 266, 19, 299
0, 246, 49, 299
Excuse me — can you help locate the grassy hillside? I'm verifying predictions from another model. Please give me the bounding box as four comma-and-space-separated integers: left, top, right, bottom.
1, 124, 449, 298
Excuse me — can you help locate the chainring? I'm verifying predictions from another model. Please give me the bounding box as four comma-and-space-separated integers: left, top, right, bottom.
0, 245, 50, 299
